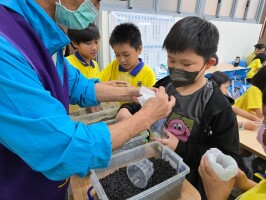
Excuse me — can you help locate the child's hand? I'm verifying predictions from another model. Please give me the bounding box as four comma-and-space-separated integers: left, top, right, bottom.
234, 169, 257, 191
86, 105, 103, 113
152, 129, 179, 151
115, 108, 132, 123
243, 121, 260, 131
198, 155, 236, 200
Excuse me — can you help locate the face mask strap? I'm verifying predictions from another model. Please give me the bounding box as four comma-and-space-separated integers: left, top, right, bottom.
193, 59, 208, 83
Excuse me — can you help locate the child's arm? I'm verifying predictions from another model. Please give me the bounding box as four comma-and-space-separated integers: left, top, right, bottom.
232, 105, 261, 122
238, 121, 259, 131
251, 108, 263, 118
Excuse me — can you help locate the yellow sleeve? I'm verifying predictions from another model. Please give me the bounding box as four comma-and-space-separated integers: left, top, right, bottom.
235, 86, 262, 112
245, 86, 262, 110
245, 52, 256, 66
247, 59, 261, 79
237, 180, 266, 200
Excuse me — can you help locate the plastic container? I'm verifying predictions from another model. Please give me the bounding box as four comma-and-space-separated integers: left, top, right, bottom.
127, 158, 154, 188
90, 141, 190, 200
73, 111, 149, 155
112, 131, 149, 155
71, 107, 119, 125
149, 118, 168, 139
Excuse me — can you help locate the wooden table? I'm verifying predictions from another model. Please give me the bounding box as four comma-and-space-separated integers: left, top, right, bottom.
205, 63, 245, 74
237, 115, 266, 160
70, 175, 201, 200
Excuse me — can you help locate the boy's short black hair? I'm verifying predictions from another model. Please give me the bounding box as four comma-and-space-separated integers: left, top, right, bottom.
210, 71, 230, 87
67, 23, 100, 45
163, 16, 219, 61
109, 23, 142, 50
251, 66, 266, 92
254, 43, 265, 49
253, 53, 266, 63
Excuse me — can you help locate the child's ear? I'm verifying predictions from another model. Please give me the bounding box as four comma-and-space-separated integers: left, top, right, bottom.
205, 57, 216, 69
71, 41, 79, 49
137, 46, 143, 55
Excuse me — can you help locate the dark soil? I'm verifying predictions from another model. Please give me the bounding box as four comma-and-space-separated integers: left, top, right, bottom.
99, 157, 176, 200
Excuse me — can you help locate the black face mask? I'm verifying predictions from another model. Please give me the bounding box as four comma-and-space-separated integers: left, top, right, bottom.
168, 64, 205, 88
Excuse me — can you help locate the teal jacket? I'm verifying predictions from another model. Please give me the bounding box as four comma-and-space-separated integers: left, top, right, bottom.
0, 0, 111, 181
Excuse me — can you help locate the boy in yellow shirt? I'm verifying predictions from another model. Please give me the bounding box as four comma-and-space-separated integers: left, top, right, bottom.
245, 43, 265, 65
67, 23, 100, 79
97, 23, 156, 91
66, 23, 101, 113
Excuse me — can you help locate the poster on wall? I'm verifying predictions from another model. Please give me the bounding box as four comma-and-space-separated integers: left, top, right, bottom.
109, 11, 174, 80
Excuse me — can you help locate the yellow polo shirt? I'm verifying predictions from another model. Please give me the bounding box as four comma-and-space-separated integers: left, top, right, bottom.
97, 58, 156, 104
234, 86, 262, 113
67, 52, 101, 113
246, 58, 262, 79
97, 58, 156, 88
66, 52, 100, 79
246, 52, 256, 66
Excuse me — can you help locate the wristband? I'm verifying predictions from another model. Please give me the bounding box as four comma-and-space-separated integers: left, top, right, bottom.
240, 121, 245, 129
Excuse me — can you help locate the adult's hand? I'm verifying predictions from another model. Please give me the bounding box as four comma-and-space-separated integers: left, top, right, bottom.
141, 86, 175, 123
109, 86, 175, 150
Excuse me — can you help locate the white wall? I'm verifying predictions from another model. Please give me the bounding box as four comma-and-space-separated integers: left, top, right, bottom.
98, 11, 263, 69
98, 11, 110, 69
210, 20, 262, 64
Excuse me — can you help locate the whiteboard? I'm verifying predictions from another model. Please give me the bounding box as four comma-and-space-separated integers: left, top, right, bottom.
109, 11, 174, 79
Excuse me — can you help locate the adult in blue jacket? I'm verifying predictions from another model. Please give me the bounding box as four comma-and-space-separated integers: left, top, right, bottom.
0, 0, 175, 199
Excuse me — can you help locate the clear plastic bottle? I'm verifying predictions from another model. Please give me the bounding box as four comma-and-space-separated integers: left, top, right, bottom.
149, 118, 168, 139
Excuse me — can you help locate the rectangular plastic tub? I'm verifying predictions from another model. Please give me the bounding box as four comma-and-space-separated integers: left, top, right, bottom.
112, 131, 149, 155
90, 141, 190, 200
71, 107, 118, 125
73, 111, 148, 155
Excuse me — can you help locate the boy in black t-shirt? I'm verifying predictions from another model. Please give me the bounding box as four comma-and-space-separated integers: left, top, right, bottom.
116, 16, 240, 200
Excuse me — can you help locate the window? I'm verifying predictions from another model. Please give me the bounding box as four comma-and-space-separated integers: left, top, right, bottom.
220, 0, 234, 17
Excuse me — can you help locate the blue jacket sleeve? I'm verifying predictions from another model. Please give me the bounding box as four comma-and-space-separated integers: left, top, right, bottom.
0, 35, 112, 181
65, 57, 100, 107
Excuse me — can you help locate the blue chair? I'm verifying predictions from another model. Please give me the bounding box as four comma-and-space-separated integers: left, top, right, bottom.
223, 70, 236, 96
234, 68, 250, 82
232, 68, 251, 99
231, 60, 248, 67
223, 70, 236, 80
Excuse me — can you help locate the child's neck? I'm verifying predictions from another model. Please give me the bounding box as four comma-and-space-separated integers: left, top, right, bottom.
176, 77, 207, 96
122, 59, 140, 73
84, 57, 92, 65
